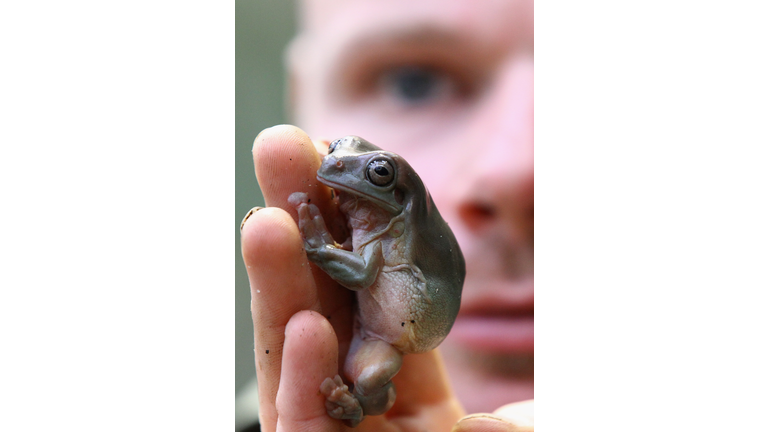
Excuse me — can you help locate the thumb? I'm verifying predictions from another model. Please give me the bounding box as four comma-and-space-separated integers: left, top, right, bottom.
451, 400, 534, 432
451, 414, 532, 432
494, 400, 533, 427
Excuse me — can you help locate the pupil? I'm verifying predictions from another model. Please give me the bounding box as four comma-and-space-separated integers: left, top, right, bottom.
391, 67, 436, 101
374, 166, 389, 176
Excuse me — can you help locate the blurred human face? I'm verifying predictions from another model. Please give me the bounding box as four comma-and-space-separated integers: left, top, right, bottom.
289, 0, 534, 413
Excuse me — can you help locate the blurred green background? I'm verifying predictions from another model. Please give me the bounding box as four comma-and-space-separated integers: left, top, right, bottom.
235, 0, 297, 395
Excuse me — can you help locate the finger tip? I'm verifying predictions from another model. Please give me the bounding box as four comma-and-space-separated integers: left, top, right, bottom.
493, 400, 534, 427
284, 310, 338, 371
241, 207, 302, 266
251, 125, 329, 209
252, 124, 315, 172
253, 124, 310, 152
285, 310, 336, 343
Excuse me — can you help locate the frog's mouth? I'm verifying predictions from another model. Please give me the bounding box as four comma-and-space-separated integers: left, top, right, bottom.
317, 175, 400, 214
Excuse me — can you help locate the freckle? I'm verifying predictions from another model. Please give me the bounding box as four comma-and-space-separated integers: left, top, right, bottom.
410, 320, 415, 323
308, 199, 311, 203
401, 322, 405, 326
266, 349, 269, 354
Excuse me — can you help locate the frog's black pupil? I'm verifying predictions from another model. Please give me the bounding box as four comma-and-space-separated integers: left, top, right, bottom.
367, 160, 394, 186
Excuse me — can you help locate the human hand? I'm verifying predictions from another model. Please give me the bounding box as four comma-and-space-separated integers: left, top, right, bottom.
241, 125, 530, 432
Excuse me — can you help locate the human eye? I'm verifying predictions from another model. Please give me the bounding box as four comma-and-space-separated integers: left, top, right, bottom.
378, 65, 458, 107
326, 38, 484, 117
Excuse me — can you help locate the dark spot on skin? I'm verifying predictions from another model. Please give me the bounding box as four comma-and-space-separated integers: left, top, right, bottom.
326, 315, 331, 320
308, 199, 311, 203
290, 158, 292, 161
410, 320, 415, 323
266, 350, 269, 354
401, 322, 405, 326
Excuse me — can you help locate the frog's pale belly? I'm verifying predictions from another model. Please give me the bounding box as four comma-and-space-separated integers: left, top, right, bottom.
356, 268, 448, 354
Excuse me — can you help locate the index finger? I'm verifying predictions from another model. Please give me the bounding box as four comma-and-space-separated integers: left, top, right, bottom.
253, 125, 352, 310
253, 125, 354, 325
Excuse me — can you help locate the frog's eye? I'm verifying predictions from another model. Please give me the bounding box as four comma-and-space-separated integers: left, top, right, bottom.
328, 139, 342, 154
366, 159, 395, 187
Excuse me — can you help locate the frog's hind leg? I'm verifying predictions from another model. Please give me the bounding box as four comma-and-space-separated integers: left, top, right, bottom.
347, 335, 403, 415
320, 332, 403, 426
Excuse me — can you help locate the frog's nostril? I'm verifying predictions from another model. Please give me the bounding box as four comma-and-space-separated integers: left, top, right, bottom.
336, 160, 344, 168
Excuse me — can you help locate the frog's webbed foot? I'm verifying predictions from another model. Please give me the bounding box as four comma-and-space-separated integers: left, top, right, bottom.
287, 192, 337, 256
320, 336, 403, 427
320, 375, 363, 427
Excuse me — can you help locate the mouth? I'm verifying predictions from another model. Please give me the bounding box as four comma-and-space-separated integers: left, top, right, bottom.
448, 280, 534, 354
317, 175, 400, 214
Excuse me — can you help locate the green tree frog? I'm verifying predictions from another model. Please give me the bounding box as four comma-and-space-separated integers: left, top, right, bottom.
288, 136, 465, 426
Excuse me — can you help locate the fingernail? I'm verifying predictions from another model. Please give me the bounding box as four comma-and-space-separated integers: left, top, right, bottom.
451, 414, 526, 432
241, 207, 264, 233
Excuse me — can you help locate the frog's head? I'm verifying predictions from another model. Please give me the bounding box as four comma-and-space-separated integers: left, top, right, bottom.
317, 136, 423, 215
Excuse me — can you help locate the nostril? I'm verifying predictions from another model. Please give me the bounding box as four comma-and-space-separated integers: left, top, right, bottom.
459, 202, 496, 232
336, 160, 344, 168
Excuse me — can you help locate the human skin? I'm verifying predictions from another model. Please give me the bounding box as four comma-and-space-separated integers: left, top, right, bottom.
241, 0, 534, 429
241, 128, 530, 432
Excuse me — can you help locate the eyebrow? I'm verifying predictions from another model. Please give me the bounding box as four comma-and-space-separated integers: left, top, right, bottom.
321, 23, 494, 91
325, 23, 492, 80
337, 25, 473, 59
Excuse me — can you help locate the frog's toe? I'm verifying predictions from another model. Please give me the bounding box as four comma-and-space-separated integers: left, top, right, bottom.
287, 191, 309, 206
320, 375, 363, 427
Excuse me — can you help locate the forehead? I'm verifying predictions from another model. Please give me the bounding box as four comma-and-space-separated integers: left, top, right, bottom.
298, 0, 533, 49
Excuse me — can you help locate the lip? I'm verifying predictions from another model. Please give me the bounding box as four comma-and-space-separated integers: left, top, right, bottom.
448, 280, 534, 354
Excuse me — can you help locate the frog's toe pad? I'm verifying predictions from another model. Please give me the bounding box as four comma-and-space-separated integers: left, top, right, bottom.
287, 192, 309, 206
320, 375, 363, 426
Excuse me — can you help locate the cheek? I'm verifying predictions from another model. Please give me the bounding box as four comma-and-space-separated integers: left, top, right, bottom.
405, 154, 457, 193
399, 145, 473, 229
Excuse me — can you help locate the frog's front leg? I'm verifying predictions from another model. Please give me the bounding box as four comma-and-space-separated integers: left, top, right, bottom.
288, 192, 383, 291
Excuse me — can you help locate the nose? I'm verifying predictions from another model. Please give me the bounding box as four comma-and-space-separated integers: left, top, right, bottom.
454, 55, 534, 246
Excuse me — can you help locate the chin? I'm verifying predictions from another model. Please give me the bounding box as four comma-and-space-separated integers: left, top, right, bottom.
440, 339, 534, 413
